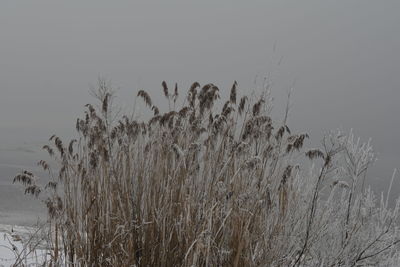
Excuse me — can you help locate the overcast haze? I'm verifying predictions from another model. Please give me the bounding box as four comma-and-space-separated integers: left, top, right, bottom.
1, 1, 400, 223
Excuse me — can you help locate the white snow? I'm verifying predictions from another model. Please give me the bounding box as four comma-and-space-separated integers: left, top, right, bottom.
0, 224, 47, 267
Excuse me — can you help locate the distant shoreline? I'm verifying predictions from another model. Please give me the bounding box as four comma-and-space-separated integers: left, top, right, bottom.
0, 211, 45, 228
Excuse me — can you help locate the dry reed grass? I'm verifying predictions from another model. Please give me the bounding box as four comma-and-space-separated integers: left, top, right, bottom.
13, 79, 400, 266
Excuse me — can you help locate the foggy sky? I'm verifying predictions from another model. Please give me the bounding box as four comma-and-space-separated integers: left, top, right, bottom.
1, 1, 399, 194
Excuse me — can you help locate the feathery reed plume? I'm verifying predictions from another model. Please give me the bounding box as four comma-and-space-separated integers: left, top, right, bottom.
24, 185, 41, 197
173, 82, 179, 103
137, 89, 152, 107
252, 98, 264, 116
162, 80, 169, 98
222, 101, 230, 115
230, 80, 237, 104
102, 92, 110, 114
199, 84, 219, 115
38, 160, 50, 171
239, 96, 247, 115
188, 82, 200, 108
305, 149, 325, 160
276, 125, 285, 140
152, 105, 160, 116
13, 172, 34, 186
178, 106, 190, 117
42, 145, 54, 157
198, 83, 213, 102
68, 139, 77, 156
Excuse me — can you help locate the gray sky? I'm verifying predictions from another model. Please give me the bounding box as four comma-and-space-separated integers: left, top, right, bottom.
1, 1, 399, 194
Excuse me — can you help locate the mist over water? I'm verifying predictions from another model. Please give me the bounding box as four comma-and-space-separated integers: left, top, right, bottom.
1, 1, 400, 224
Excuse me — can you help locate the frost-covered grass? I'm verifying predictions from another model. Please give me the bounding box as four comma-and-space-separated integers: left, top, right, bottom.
13, 80, 400, 266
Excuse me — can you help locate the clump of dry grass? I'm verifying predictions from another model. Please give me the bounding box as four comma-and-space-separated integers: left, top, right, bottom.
13, 79, 400, 266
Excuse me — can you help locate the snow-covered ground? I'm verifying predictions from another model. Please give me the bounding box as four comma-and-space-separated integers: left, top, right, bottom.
0, 224, 48, 266
0, 148, 54, 266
